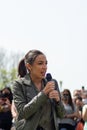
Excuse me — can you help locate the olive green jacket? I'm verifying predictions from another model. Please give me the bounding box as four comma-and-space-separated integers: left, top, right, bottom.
13, 74, 65, 130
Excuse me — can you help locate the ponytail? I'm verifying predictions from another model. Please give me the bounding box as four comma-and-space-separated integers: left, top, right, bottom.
18, 58, 27, 77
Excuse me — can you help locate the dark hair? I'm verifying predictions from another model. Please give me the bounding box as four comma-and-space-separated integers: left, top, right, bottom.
18, 50, 44, 77
18, 58, 27, 77
75, 96, 82, 103
2, 87, 13, 103
63, 89, 74, 110
25, 50, 44, 65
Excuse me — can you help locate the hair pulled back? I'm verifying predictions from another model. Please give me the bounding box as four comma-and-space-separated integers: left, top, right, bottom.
25, 50, 44, 65
18, 58, 27, 77
18, 50, 44, 77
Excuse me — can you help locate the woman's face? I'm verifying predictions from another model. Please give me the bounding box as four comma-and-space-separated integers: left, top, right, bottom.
27, 54, 47, 80
62, 91, 70, 101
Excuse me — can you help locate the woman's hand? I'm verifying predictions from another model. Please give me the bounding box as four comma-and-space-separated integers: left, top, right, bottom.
43, 81, 55, 95
49, 90, 60, 102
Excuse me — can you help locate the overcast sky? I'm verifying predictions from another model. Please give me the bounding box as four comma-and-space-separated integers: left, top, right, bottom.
0, 0, 87, 94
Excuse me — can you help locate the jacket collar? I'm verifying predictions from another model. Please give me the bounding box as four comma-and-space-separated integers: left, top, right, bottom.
22, 73, 47, 87
22, 74, 32, 86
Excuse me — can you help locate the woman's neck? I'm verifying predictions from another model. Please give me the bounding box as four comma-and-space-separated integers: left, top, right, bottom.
30, 75, 42, 91
63, 100, 69, 104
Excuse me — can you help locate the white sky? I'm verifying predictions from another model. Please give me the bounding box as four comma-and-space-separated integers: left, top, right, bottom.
0, 0, 87, 94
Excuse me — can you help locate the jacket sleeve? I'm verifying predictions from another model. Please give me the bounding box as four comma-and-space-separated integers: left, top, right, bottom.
53, 79, 65, 118
55, 101, 65, 118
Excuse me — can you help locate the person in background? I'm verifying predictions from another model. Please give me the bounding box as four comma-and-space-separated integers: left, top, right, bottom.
73, 89, 82, 103
82, 104, 87, 130
75, 96, 84, 116
73, 89, 81, 97
74, 96, 84, 130
0, 90, 13, 130
59, 89, 80, 130
2, 87, 13, 104
12, 49, 65, 130
82, 92, 87, 105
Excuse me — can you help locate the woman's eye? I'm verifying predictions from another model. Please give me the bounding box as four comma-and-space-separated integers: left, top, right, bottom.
38, 61, 47, 65
38, 62, 43, 65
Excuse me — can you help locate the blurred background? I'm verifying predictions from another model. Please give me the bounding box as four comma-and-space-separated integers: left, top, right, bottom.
0, 0, 87, 94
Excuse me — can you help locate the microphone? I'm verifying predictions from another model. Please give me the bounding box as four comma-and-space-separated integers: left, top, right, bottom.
46, 73, 55, 103
46, 73, 61, 99
46, 73, 52, 81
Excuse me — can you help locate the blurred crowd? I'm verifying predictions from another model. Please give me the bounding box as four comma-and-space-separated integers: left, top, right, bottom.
0, 86, 87, 130
59, 87, 87, 130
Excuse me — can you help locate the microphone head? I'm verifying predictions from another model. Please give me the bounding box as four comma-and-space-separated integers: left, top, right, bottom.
46, 73, 52, 81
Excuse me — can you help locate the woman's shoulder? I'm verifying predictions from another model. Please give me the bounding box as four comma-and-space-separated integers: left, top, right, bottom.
82, 104, 87, 121
82, 104, 87, 116
84, 104, 87, 107
13, 74, 31, 92
14, 74, 30, 84
83, 104, 87, 110
13, 77, 24, 85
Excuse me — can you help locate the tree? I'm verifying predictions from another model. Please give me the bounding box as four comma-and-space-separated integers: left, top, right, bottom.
0, 48, 24, 89
0, 48, 6, 69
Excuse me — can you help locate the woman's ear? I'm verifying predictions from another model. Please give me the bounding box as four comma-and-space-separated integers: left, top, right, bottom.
25, 63, 32, 71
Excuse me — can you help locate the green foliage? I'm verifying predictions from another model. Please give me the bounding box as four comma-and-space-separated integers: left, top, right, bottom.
0, 68, 17, 89
9, 68, 17, 81
0, 47, 24, 90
